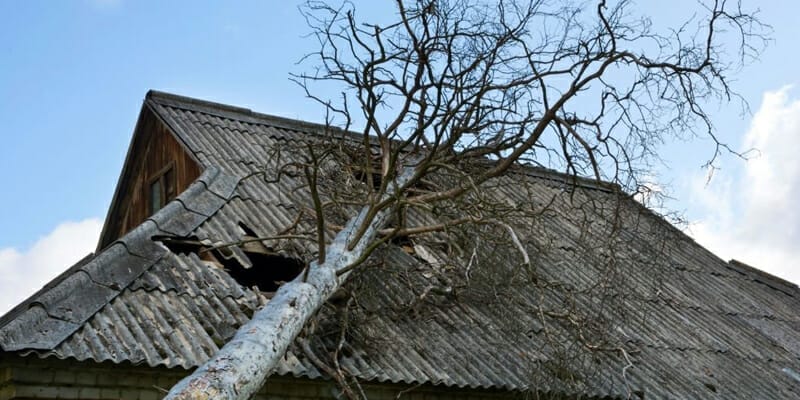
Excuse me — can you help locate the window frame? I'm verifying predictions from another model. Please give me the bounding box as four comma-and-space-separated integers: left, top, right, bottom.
148, 162, 176, 215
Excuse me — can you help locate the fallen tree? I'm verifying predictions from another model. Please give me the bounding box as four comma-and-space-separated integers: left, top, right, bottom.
165, 0, 766, 398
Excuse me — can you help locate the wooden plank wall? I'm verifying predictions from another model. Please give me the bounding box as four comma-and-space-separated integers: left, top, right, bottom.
101, 107, 201, 246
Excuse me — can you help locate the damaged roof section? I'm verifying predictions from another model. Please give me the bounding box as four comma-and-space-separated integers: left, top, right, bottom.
0, 156, 314, 370
0, 91, 798, 399
0, 167, 236, 352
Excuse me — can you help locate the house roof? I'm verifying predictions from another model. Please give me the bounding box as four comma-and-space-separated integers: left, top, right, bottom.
2, 90, 800, 399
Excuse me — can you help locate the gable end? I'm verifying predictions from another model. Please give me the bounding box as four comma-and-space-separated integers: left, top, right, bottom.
97, 102, 202, 249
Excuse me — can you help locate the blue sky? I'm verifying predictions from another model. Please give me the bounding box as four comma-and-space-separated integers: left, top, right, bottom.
1, 0, 799, 311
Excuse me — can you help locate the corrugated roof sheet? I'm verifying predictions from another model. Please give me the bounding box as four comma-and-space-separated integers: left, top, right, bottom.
2, 90, 799, 399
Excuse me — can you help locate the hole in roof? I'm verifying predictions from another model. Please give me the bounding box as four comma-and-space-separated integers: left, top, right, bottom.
353, 166, 382, 190
155, 235, 205, 255
155, 234, 305, 293
392, 234, 414, 254
238, 221, 259, 237
703, 382, 717, 393
347, 148, 383, 190
224, 251, 305, 293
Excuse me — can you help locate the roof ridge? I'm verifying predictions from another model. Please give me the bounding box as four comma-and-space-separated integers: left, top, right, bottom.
147, 90, 620, 193
147, 90, 253, 116
146, 90, 351, 138
727, 259, 798, 298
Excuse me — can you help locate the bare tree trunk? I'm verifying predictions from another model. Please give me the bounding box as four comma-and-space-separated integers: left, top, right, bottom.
164, 0, 767, 397
164, 164, 417, 400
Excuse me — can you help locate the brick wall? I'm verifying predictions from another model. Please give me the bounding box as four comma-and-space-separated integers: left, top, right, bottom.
0, 355, 523, 400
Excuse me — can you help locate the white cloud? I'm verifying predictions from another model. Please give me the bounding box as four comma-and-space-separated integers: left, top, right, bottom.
689, 86, 800, 284
0, 218, 102, 315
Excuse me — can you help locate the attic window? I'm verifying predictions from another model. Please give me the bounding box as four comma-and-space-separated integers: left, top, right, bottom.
149, 164, 176, 214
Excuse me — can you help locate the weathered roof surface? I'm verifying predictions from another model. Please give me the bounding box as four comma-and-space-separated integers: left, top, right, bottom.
0, 166, 235, 352
2, 90, 800, 399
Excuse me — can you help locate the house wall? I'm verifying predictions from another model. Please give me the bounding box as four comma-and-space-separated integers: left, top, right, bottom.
0, 356, 527, 400
99, 106, 202, 248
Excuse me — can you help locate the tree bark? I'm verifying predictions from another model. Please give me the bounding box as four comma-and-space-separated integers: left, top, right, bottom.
164, 163, 417, 400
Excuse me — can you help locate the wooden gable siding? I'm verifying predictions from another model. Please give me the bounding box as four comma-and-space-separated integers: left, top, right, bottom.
98, 105, 201, 249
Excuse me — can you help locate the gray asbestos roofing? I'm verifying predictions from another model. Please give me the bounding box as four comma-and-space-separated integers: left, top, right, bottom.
2, 90, 799, 399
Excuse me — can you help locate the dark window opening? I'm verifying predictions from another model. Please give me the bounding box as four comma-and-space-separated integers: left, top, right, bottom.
149, 164, 176, 214
155, 235, 305, 293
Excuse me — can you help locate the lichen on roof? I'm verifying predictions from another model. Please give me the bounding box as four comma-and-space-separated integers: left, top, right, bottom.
1, 91, 798, 399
